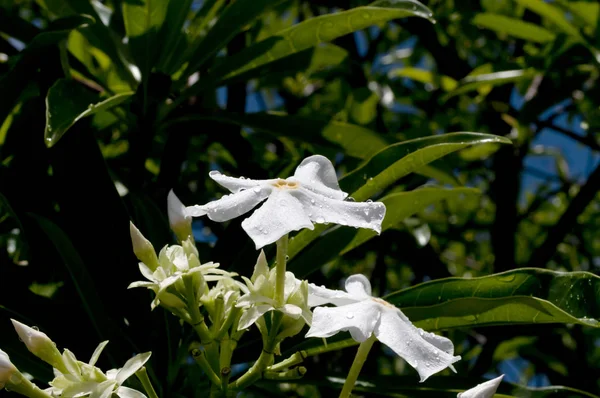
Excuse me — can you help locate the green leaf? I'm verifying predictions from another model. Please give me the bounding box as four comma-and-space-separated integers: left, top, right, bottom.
26, 214, 112, 343
155, 0, 193, 73
296, 269, 600, 368
388, 268, 600, 330
560, 1, 599, 30
340, 187, 481, 254
0, 15, 94, 124
215, 0, 432, 82
288, 187, 480, 278
173, 0, 433, 107
168, 112, 388, 159
389, 68, 457, 91
282, 375, 600, 398
45, 79, 134, 147
473, 13, 556, 43
288, 133, 510, 260
342, 132, 511, 201
181, 0, 288, 79
443, 69, 538, 100
122, 0, 169, 81
515, 0, 582, 40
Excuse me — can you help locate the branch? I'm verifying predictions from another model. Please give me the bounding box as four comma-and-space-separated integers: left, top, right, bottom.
529, 162, 600, 268
537, 121, 600, 152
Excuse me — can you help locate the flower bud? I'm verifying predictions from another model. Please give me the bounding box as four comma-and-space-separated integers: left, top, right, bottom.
0, 349, 17, 389
130, 222, 159, 271
11, 319, 66, 373
168, 190, 193, 242
458, 374, 504, 398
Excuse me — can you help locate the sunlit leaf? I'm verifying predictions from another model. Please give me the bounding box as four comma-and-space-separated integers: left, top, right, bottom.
44, 78, 133, 147
473, 13, 556, 43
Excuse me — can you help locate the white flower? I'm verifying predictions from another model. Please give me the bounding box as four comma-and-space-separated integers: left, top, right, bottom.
129, 238, 235, 310
185, 155, 386, 249
0, 349, 18, 389
458, 375, 504, 398
236, 251, 311, 338
305, 274, 461, 382
47, 341, 150, 398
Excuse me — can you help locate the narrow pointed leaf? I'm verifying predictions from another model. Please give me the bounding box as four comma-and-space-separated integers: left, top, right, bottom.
288, 133, 510, 260
279, 375, 600, 398
387, 268, 600, 330
295, 269, 600, 362
443, 69, 538, 100
340, 187, 481, 254
122, 0, 169, 81
182, 0, 288, 78
45, 79, 133, 147
473, 13, 556, 43
171, 112, 388, 159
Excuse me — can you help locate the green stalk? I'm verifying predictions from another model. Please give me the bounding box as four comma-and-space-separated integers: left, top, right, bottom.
184, 276, 219, 372
338, 334, 377, 398
135, 367, 159, 398
275, 234, 289, 306
191, 348, 221, 387
6, 374, 52, 398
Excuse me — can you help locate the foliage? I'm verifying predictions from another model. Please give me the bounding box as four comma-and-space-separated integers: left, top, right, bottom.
1, 0, 599, 396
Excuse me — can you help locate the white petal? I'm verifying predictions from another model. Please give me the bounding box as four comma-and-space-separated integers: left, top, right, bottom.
251, 250, 269, 282
128, 281, 156, 289
209, 170, 271, 193
242, 190, 314, 249
238, 305, 274, 330
185, 187, 270, 221
374, 309, 461, 382
115, 352, 151, 385
291, 188, 386, 233
89, 341, 109, 366
138, 262, 156, 282
167, 190, 189, 227
307, 283, 358, 307
89, 381, 115, 398
344, 274, 372, 298
292, 155, 347, 200
116, 386, 148, 398
458, 375, 504, 398
305, 301, 381, 342
280, 304, 302, 319
166, 246, 188, 271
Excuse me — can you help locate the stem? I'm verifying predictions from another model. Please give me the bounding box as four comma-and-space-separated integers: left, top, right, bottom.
215, 306, 242, 341
275, 234, 289, 306
232, 313, 283, 390
264, 366, 307, 381
267, 351, 307, 373
184, 276, 219, 372
7, 375, 52, 398
339, 334, 377, 398
135, 367, 159, 398
191, 348, 221, 387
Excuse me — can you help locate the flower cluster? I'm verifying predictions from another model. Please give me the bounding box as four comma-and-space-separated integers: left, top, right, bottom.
237, 251, 312, 342
1, 320, 150, 398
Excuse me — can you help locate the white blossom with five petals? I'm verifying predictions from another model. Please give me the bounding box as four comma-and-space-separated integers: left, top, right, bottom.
185, 155, 386, 249
305, 274, 461, 382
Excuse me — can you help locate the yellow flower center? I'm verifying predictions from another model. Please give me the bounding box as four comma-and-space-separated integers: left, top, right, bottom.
272, 179, 299, 189
372, 297, 396, 309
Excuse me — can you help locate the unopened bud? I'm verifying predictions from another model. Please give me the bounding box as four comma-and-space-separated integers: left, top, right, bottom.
11, 319, 66, 373
458, 374, 504, 398
0, 349, 17, 389
168, 190, 193, 242
130, 222, 159, 271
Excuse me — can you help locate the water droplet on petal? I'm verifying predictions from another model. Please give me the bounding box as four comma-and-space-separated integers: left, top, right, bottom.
316, 216, 325, 223
346, 312, 354, 319
310, 199, 315, 205
253, 186, 261, 193
366, 199, 373, 203
345, 197, 356, 202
